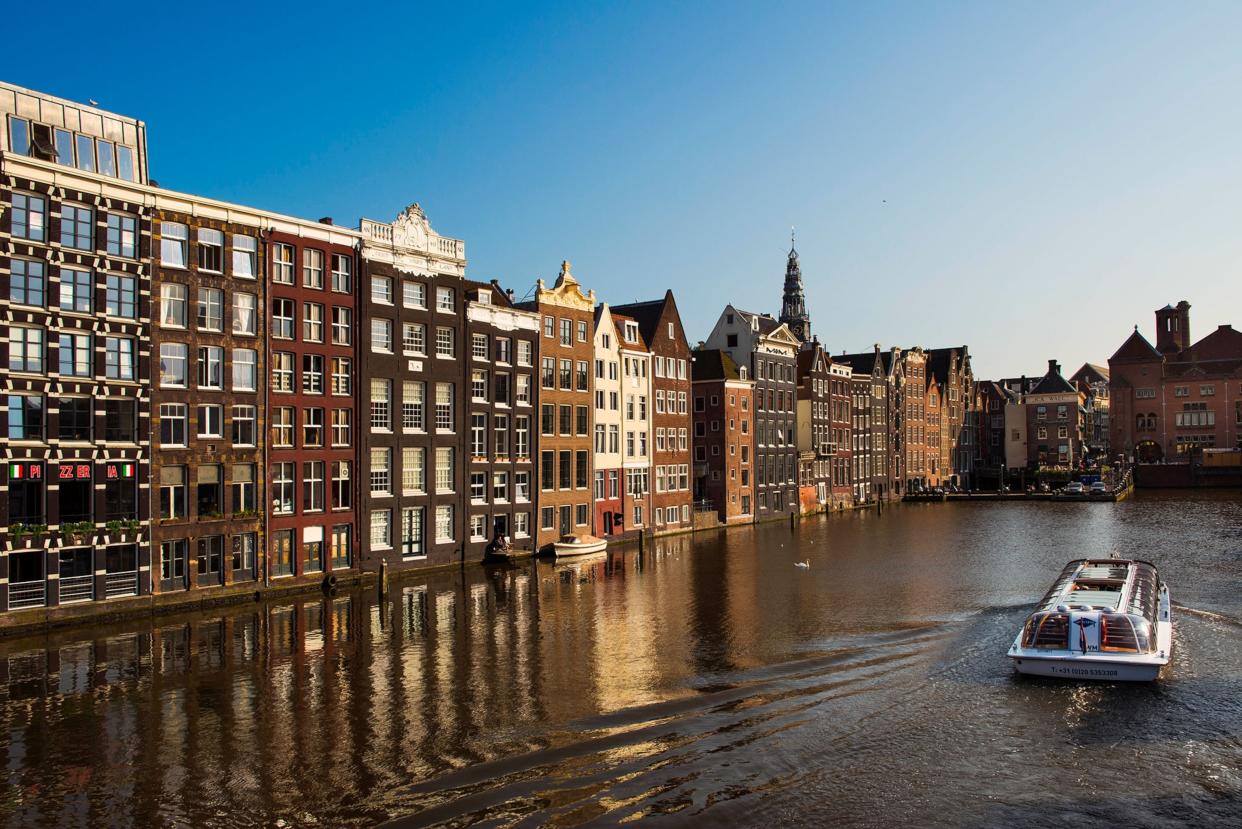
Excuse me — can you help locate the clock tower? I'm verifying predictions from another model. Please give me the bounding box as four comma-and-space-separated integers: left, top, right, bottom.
779, 232, 811, 342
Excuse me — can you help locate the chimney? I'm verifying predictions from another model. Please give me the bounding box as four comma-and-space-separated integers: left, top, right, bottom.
1048, 359, 1060, 376
1155, 301, 1191, 353
318, 216, 333, 225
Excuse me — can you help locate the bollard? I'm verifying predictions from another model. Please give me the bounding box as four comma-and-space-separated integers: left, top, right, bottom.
379, 559, 389, 599
790, 510, 796, 530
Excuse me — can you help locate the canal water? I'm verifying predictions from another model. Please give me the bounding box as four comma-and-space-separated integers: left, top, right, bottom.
1, 491, 1240, 828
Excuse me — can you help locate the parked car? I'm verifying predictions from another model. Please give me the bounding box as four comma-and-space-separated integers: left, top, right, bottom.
1089, 481, 1108, 494
1064, 481, 1085, 494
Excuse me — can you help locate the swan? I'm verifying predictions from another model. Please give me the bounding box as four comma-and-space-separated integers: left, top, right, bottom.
794, 561, 810, 569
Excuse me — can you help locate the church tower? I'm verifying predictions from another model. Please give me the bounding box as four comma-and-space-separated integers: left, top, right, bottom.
779, 231, 811, 341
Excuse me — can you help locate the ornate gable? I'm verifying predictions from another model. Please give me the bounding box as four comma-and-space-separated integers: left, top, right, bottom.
535, 260, 596, 311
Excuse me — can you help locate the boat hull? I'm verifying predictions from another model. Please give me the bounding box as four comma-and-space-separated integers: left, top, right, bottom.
1010, 655, 1165, 682
553, 540, 607, 557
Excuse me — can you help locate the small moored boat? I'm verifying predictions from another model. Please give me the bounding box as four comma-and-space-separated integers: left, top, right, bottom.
553, 534, 607, 558
1009, 558, 1172, 682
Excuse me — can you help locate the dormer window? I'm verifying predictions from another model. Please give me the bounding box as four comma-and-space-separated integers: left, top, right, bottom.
477, 290, 491, 305
625, 322, 638, 342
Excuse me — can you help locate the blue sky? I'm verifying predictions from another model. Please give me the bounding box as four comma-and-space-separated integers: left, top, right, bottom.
6, 1, 1241, 379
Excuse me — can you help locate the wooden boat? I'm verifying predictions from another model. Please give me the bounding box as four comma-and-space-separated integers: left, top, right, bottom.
552, 534, 607, 558
1009, 558, 1172, 681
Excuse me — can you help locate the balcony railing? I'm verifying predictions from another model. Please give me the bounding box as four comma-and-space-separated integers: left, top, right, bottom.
105, 570, 138, 599
59, 575, 95, 604
9, 580, 46, 610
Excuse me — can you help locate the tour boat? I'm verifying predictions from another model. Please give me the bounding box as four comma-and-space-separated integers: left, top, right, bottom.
1009, 558, 1172, 682
553, 534, 608, 558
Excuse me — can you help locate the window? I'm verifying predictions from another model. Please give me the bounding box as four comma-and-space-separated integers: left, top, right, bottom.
272, 462, 295, 515
494, 414, 510, 456
232, 234, 257, 278
233, 405, 257, 446
402, 322, 425, 354
493, 471, 509, 502
516, 471, 531, 502
304, 302, 325, 342
272, 407, 294, 447
59, 267, 93, 313
9, 259, 45, 306
578, 320, 588, 342
518, 340, 533, 366
435, 326, 455, 358
332, 307, 352, 345
372, 275, 393, 304
12, 193, 46, 242
495, 337, 512, 364
99, 336, 131, 384
560, 359, 572, 388
233, 293, 257, 335
435, 383, 454, 430
61, 205, 94, 250
576, 503, 589, 526
402, 447, 425, 494
371, 449, 391, 494
59, 332, 92, 377
403, 381, 425, 430
272, 243, 295, 284
542, 357, 556, 388
104, 400, 136, 442
161, 221, 188, 266
560, 318, 572, 346
371, 510, 393, 550
403, 280, 426, 308
577, 361, 589, 391
331, 357, 352, 396
159, 466, 187, 519
331, 254, 351, 293
372, 318, 392, 352
198, 228, 224, 272
52, 397, 90, 442
159, 403, 188, 446
332, 461, 352, 509
106, 275, 137, 318
517, 374, 531, 405
401, 508, 424, 558
470, 414, 488, 456
302, 461, 325, 512
470, 471, 486, 502
272, 351, 294, 392
161, 283, 187, 327
435, 505, 455, 542
472, 333, 488, 360
303, 407, 324, 446
436, 287, 455, 312
435, 447, 454, 493
232, 464, 256, 512
198, 346, 224, 388
331, 408, 352, 446
303, 249, 324, 289
74, 134, 96, 172
470, 514, 487, 541
371, 379, 391, 429
302, 354, 324, 394
516, 416, 530, 458
234, 533, 258, 574
227, 348, 256, 391
472, 369, 489, 402
8, 395, 44, 440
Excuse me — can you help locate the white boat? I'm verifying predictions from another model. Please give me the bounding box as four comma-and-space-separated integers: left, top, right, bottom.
1009, 558, 1172, 682
552, 534, 607, 557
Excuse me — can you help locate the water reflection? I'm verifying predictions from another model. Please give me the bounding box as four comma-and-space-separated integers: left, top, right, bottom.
0, 491, 1239, 827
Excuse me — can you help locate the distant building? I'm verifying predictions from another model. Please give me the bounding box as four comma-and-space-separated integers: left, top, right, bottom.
1006, 360, 1088, 470
796, 339, 832, 506
850, 371, 873, 503
591, 305, 625, 536
779, 238, 812, 342
1109, 301, 1242, 462
703, 306, 801, 518
692, 349, 754, 524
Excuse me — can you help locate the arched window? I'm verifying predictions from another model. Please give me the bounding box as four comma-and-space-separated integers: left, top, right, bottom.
1136, 414, 1146, 431
1146, 413, 1157, 431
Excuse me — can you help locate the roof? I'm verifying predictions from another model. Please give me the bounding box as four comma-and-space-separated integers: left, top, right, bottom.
1109, 328, 1162, 363
924, 346, 967, 384
1170, 324, 1242, 364
796, 341, 829, 378
692, 348, 746, 382
463, 279, 519, 309
612, 312, 649, 350
1070, 363, 1109, 385
1030, 367, 1076, 395
612, 291, 677, 347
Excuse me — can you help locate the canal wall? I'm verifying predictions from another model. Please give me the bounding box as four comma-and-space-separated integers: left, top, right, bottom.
1135, 463, 1242, 488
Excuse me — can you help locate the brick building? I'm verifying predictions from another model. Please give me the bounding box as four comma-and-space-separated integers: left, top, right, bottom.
614, 292, 693, 533
900, 347, 928, 491
796, 339, 832, 505
613, 312, 653, 532
266, 220, 361, 583
704, 305, 800, 518
828, 361, 854, 505
462, 280, 539, 558
691, 349, 754, 523
2, 85, 151, 612
357, 205, 466, 569
151, 203, 265, 594
850, 371, 873, 503
523, 262, 595, 549
835, 345, 898, 500
1109, 301, 1242, 462
925, 346, 974, 487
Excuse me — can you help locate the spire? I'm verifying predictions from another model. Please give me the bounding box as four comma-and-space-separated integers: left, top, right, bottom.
779, 231, 811, 342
